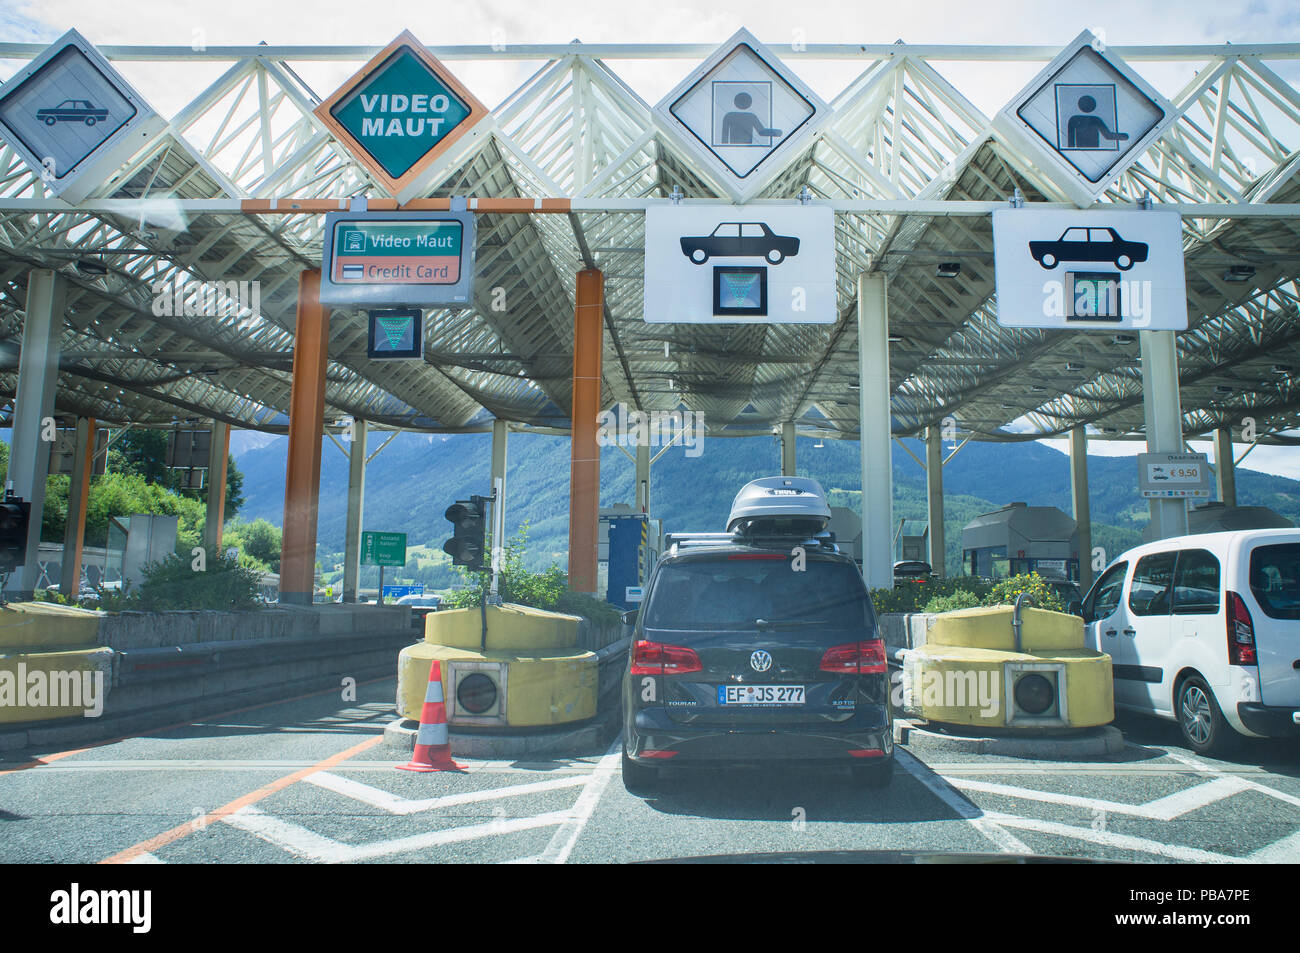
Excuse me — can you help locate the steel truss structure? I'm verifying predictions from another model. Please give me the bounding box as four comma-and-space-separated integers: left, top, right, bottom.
0, 39, 1298, 445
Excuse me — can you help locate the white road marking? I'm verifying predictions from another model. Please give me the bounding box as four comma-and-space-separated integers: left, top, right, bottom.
222, 804, 571, 863
125, 852, 163, 864
535, 740, 622, 865
984, 811, 1244, 863
304, 771, 589, 814
894, 750, 1031, 854
1163, 749, 1300, 809
1249, 827, 1300, 862
946, 775, 1255, 820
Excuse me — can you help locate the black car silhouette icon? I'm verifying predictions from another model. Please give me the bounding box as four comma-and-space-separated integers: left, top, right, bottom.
680, 222, 800, 264
1029, 226, 1149, 271
35, 100, 109, 127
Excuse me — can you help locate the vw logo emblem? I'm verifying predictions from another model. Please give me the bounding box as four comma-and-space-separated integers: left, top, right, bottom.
750, 650, 772, 673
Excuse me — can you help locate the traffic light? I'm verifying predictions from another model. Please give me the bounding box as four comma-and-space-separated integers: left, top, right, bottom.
0, 491, 31, 574
443, 495, 488, 570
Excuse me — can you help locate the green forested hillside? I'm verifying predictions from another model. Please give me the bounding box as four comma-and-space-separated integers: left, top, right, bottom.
232, 429, 1300, 587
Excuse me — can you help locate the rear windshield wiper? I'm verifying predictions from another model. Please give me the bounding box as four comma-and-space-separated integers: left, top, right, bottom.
755, 618, 826, 629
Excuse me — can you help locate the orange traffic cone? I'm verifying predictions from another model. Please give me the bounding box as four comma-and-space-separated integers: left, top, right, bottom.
398, 659, 464, 773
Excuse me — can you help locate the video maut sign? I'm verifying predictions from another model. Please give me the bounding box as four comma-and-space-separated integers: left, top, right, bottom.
992, 208, 1187, 331
320, 209, 476, 308
0, 29, 165, 203
315, 31, 490, 202
995, 31, 1175, 207
643, 204, 835, 323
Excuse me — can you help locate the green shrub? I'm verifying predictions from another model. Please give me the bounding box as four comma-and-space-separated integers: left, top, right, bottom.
443, 523, 620, 626
985, 572, 1066, 613
922, 589, 983, 613
873, 572, 1065, 615
103, 551, 264, 612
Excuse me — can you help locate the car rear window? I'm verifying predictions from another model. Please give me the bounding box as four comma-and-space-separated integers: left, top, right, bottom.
1249, 543, 1300, 620
644, 556, 871, 631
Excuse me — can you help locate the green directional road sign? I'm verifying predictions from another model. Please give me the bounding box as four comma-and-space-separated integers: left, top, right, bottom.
361, 531, 406, 568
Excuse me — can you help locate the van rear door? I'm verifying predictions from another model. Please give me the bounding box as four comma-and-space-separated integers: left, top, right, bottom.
1246, 540, 1300, 707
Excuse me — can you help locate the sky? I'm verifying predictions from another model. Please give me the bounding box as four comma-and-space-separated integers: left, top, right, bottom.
2, 0, 1299, 478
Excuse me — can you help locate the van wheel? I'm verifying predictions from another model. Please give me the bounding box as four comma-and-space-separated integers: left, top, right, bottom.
851, 756, 894, 789
1177, 676, 1238, 757
621, 749, 659, 793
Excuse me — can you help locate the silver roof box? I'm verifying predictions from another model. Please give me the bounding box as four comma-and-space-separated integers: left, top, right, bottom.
726, 476, 832, 533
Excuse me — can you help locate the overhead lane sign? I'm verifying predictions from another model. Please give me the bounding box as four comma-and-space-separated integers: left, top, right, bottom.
0, 29, 165, 204
321, 209, 476, 308
992, 208, 1187, 331
643, 204, 835, 323
315, 30, 490, 202
994, 31, 1175, 207
653, 28, 831, 204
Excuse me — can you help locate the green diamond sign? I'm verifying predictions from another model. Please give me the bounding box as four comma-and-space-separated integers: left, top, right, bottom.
316, 31, 489, 199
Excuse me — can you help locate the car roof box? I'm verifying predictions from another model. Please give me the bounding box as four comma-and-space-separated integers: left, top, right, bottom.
727, 476, 832, 534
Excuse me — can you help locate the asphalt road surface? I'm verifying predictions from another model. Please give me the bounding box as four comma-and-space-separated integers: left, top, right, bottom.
2, 679, 1299, 864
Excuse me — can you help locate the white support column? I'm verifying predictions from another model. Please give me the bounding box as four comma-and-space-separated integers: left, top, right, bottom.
781, 421, 797, 476
1213, 426, 1236, 507
635, 438, 650, 516
1140, 330, 1189, 540
859, 274, 893, 590
342, 418, 368, 604
1070, 425, 1093, 593
4, 270, 64, 600
925, 426, 945, 577
491, 418, 509, 534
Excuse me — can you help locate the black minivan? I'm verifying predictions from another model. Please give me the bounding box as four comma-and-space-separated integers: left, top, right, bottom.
621, 477, 893, 792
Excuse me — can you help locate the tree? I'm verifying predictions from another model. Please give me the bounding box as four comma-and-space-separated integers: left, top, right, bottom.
225, 517, 282, 572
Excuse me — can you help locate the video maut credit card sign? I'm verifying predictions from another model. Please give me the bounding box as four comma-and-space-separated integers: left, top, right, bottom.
643, 204, 835, 323
321, 210, 476, 307
992, 208, 1187, 331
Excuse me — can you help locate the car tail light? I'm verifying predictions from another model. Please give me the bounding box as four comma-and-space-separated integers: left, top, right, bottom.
820, 639, 887, 674
630, 640, 703, 676
1227, 591, 1257, 666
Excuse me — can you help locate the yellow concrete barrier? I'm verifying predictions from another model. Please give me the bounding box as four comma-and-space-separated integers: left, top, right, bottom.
0, 647, 114, 723
0, 602, 102, 650
0, 602, 112, 724
423, 602, 580, 651
398, 603, 597, 728
902, 605, 1113, 729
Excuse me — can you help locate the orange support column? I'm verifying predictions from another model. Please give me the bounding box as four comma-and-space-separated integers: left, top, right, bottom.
280, 270, 330, 605
60, 416, 95, 596
204, 420, 231, 557
568, 268, 604, 595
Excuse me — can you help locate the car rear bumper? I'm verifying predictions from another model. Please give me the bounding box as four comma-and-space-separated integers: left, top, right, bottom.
1236, 703, 1300, 738
626, 706, 892, 765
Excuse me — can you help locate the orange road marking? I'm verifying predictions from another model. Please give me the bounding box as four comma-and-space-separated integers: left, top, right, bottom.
100, 734, 384, 864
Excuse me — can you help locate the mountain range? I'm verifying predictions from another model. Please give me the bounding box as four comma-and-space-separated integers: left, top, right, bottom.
230, 429, 1300, 576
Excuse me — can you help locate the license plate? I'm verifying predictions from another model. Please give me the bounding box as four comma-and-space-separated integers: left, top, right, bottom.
718, 685, 805, 706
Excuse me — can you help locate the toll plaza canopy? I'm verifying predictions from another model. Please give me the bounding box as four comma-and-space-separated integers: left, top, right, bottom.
0, 34, 1299, 446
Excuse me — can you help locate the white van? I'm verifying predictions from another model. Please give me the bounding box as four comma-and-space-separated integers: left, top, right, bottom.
1081, 529, 1300, 755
